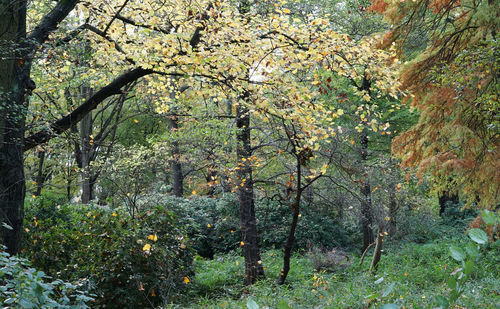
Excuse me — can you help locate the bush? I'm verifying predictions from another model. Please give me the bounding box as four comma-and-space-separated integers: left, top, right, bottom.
22, 202, 194, 308
163, 195, 352, 257
0, 245, 92, 308
308, 247, 351, 272
394, 209, 453, 243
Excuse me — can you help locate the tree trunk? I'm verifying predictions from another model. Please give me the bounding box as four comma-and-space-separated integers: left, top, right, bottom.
369, 224, 384, 273
35, 150, 46, 196
279, 198, 300, 285
438, 190, 459, 216
169, 116, 183, 197
206, 165, 217, 196
0, 0, 28, 255
80, 112, 94, 203
360, 131, 374, 251
387, 182, 398, 236
236, 102, 265, 284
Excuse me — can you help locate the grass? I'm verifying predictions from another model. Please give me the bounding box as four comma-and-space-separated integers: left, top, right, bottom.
170, 237, 500, 308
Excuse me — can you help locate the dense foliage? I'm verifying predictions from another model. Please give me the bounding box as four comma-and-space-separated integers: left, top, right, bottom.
0, 0, 499, 307
0, 244, 92, 308
22, 195, 194, 308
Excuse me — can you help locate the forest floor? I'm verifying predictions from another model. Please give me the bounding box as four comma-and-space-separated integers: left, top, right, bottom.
173, 237, 500, 308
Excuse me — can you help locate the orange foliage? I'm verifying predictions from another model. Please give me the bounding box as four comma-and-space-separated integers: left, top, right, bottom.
379, 0, 500, 207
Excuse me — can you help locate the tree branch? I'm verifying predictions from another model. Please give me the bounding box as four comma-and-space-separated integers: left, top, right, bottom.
24, 67, 153, 151
28, 0, 79, 49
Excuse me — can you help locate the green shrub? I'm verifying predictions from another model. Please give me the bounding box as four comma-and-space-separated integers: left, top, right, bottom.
395, 209, 452, 243
22, 203, 194, 308
0, 245, 92, 308
163, 195, 351, 257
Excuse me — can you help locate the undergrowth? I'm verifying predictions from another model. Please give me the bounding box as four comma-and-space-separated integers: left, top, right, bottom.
170, 237, 500, 308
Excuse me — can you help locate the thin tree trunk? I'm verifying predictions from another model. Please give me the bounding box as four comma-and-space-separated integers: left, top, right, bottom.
80, 112, 93, 203
169, 116, 183, 197
236, 101, 265, 284
35, 150, 46, 196
0, 0, 28, 255
387, 183, 398, 236
360, 131, 374, 251
370, 224, 384, 273
279, 162, 303, 285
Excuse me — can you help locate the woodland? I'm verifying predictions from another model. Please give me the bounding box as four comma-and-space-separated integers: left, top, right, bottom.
0, 0, 499, 308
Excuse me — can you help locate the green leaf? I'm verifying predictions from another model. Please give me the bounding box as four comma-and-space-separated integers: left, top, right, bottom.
481, 210, 497, 226
463, 260, 474, 276
465, 242, 479, 258
247, 299, 259, 309
382, 282, 396, 298
449, 245, 466, 262
468, 228, 488, 244
364, 293, 379, 300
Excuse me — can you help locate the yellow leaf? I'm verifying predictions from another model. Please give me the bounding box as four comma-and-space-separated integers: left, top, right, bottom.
133, 119, 139, 123
240, 241, 245, 246
282, 8, 291, 14
143, 243, 151, 251
192, 190, 196, 195
147, 234, 158, 241
184, 277, 190, 284
207, 224, 211, 228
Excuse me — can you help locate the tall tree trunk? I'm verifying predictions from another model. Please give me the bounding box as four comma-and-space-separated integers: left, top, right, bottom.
279, 161, 303, 285
169, 116, 183, 197
80, 112, 94, 203
35, 150, 46, 196
236, 101, 265, 284
279, 197, 300, 285
0, 0, 28, 255
360, 131, 374, 251
387, 185, 398, 236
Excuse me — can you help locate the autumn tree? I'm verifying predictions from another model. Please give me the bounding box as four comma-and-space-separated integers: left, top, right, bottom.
371, 0, 500, 207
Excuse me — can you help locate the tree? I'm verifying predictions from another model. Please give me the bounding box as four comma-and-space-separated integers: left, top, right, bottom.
371, 0, 500, 207
0, 0, 79, 255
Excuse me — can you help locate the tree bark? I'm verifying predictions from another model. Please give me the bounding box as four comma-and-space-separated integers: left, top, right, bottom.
0, 0, 28, 255
80, 112, 94, 203
236, 101, 265, 284
35, 150, 46, 196
369, 224, 384, 273
360, 131, 374, 251
0, 0, 78, 254
387, 182, 398, 236
169, 116, 183, 197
